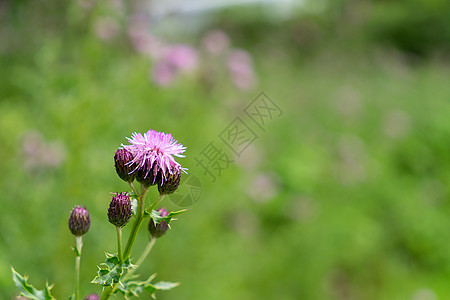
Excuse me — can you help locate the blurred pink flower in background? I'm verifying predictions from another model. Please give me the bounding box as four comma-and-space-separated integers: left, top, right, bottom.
246, 173, 280, 203
128, 14, 165, 58
289, 196, 319, 222
94, 17, 119, 41
21, 130, 66, 173
78, 0, 95, 11
202, 30, 230, 55
229, 210, 260, 237
234, 143, 262, 169
334, 135, 367, 185
152, 44, 199, 86
152, 62, 177, 87
125, 12, 257, 90
227, 49, 257, 90
382, 109, 411, 139
334, 86, 362, 120
163, 44, 199, 71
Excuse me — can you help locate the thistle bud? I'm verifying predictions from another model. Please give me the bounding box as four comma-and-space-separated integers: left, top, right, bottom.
148, 208, 169, 238
84, 294, 99, 300
158, 166, 181, 195
114, 148, 136, 182
68, 206, 91, 236
136, 163, 159, 187
108, 193, 132, 227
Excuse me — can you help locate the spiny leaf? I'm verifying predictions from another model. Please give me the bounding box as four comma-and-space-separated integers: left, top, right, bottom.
117, 274, 179, 299
11, 267, 56, 300
150, 209, 188, 225
153, 281, 180, 290
91, 253, 134, 287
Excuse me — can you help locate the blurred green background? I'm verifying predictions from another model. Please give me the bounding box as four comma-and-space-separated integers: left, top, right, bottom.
1, 0, 450, 299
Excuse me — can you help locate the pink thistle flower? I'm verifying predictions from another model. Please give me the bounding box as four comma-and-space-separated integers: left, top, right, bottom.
163, 44, 198, 71
122, 129, 186, 186
127, 14, 165, 58
152, 61, 177, 86
202, 30, 230, 55
151, 44, 198, 87
227, 49, 257, 90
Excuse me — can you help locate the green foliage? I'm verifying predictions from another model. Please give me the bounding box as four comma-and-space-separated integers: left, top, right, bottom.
11, 267, 56, 300
129, 196, 138, 216
91, 254, 134, 287
3, 0, 450, 299
149, 209, 188, 225
301, 0, 450, 56
366, 0, 450, 56
117, 274, 179, 299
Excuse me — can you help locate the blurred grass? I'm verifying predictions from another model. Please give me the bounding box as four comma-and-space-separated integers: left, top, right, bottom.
2, 2, 450, 300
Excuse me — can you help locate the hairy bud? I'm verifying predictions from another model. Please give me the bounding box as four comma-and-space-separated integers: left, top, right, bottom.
136, 163, 159, 187
114, 148, 136, 182
68, 206, 91, 236
108, 193, 132, 227
158, 167, 181, 195
84, 294, 99, 300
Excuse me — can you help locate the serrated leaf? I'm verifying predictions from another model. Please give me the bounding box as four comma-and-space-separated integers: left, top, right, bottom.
153, 281, 180, 290
117, 274, 179, 300
91, 253, 134, 287
11, 267, 56, 300
150, 209, 188, 225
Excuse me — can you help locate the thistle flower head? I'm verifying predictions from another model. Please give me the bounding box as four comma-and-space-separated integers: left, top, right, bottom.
68, 206, 91, 236
108, 193, 132, 227
148, 208, 169, 238
123, 129, 186, 186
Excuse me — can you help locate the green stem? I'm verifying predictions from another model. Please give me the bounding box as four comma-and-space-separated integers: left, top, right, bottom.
116, 226, 123, 263
121, 237, 157, 282
100, 287, 112, 300
74, 236, 83, 300
135, 237, 157, 267
113, 237, 156, 291
129, 181, 139, 196
100, 184, 151, 300
122, 215, 145, 259
148, 194, 165, 212
123, 184, 149, 259
112, 237, 157, 293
